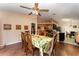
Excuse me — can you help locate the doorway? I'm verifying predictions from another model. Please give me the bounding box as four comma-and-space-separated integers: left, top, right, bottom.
31, 23, 36, 34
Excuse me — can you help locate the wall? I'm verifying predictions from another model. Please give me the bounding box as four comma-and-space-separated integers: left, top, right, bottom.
0, 21, 2, 46
59, 20, 79, 33
37, 16, 48, 23
0, 11, 37, 45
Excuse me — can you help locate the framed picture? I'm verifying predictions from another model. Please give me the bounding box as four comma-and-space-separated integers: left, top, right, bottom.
73, 25, 77, 28
16, 25, 21, 30
4, 24, 11, 30
24, 25, 28, 30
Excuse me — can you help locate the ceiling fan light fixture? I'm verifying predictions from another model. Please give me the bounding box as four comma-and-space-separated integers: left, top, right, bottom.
32, 10, 38, 15
20, 3, 49, 16
32, 10, 35, 14
35, 11, 38, 15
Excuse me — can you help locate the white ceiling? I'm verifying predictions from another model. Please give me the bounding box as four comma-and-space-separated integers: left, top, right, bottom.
0, 3, 79, 21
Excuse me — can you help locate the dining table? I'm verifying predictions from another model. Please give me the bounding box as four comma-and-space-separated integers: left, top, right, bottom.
32, 35, 53, 56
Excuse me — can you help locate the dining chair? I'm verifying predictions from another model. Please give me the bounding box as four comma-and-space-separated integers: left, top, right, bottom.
43, 33, 57, 56
25, 34, 34, 55
53, 33, 58, 56
21, 32, 28, 55
39, 30, 47, 36
25, 31, 39, 55
21, 32, 25, 48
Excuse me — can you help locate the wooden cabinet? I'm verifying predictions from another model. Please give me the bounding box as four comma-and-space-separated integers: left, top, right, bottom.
37, 21, 58, 36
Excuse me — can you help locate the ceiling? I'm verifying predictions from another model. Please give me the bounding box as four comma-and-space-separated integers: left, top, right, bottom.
0, 3, 79, 21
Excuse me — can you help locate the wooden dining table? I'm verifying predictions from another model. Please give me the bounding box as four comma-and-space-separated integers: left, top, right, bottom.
32, 35, 53, 56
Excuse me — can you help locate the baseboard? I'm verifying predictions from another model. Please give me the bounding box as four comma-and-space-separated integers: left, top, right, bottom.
0, 45, 6, 49
6, 41, 21, 45
0, 42, 21, 49
64, 41, 79, 46
6, 42, 21, 47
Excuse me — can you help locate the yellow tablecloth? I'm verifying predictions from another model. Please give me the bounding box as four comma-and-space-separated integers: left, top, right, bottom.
32, 35, 52, 56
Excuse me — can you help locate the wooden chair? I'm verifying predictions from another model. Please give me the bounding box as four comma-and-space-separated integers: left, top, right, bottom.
25, 33, 34, 55
39, 30, 47, 36
25, 31, 39, 55
44, 33, 57, 56
21, 32, 25, 48
53, 33, 58, 55
21, 32, 28, 55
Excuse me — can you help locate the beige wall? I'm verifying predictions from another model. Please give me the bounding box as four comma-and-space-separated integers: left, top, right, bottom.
37, 16, 46, 23
0, 11, 37, 45
59, 20, 79, 33
37, 16, 58, 25
0, 21, 2, 46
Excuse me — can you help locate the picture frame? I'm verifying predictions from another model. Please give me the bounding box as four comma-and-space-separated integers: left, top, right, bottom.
4, 24, 11, 30
16, 25, 21, 30
24, 25, 28, 30
73, 25, 77, 28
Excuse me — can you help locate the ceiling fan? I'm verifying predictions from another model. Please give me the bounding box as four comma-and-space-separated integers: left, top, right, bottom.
20, 3, 49, 16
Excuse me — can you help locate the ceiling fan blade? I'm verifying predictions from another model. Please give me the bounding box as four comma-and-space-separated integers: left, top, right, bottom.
20, 5, 32, 10
39, 9, 49, 12
38, 13, 41, 16
28, 12, 32, 15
